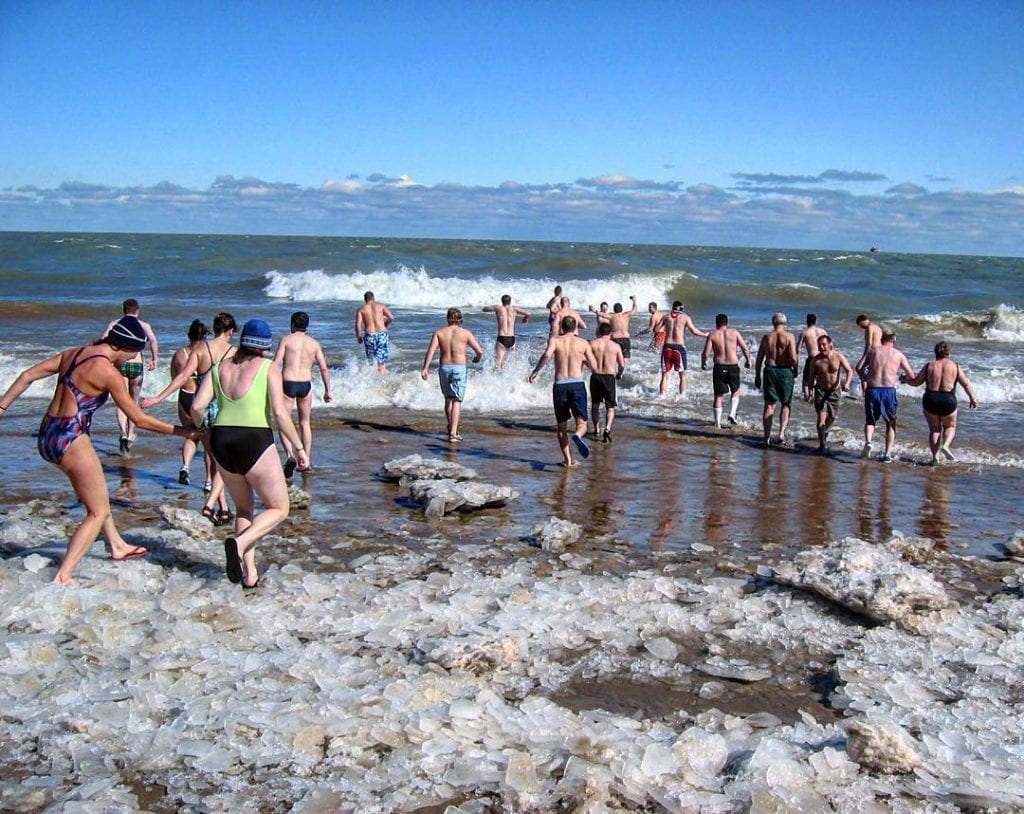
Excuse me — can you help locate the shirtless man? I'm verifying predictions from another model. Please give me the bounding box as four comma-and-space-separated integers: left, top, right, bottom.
482, 294, 530, 371
529, 315, 598, 466
546, 286, 563, 331
551, 297, 587, 336
754, 312, 799, 446
701, 313, 751, 427
797, 313, 828, 401
589, 322, 626, 443
103, 298, 159, 454
636, 302, 665, 352
420, 307, 484, 442
854, 314, 883, 390
656, 301, 707, 396
807, 334, 854, 453
855, 329, 916, 462
904, 340, 979, 464
274, 311, 333, 475
608, 296, 638, 362
588, 302, 610, 338
355, 291, 395, 373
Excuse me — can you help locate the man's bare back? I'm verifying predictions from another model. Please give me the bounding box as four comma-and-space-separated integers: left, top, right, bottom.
758, 327, 798, 369
483, 302, 529, 335
590, 334, 625, 376
431, 324, 483, 367
356, 300, 392, 335
859, 342, 914, 388
704, 326, 749, 366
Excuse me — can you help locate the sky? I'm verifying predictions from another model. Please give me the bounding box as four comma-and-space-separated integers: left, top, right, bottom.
1, 1, 1022, 255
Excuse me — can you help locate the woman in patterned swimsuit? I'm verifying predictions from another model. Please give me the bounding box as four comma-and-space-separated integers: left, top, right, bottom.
0, 316, 193, 584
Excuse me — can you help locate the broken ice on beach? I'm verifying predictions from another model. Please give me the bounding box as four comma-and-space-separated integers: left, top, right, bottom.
1, 498, 1023, 813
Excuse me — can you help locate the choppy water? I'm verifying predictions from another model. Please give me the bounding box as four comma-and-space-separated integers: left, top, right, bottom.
2, 231, 1022, 467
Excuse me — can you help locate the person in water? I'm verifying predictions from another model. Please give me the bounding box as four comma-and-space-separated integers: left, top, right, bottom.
168, 319, 210, 487
904, 340, 979, 465
190, 319, 308, 589
273, 311, 332, 474
0, 316, 193, 585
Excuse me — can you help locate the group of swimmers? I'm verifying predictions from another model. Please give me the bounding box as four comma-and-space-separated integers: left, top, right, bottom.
0, 288, 980, 586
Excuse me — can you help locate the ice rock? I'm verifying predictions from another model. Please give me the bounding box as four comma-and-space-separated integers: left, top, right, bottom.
529, 516, 581, 553
644, 636, 678, 661
159, 506, 217, 540
22, 553, 51, 574
381, 454, 478, 482
772, 536, 956, 625
1005, 531, 1024, 562
845, 718, 922, 774
407, 479, 518, 517
288, 485, 312, 509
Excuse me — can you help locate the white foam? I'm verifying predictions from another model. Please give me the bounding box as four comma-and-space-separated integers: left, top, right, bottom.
983, 304, 1024, 343
263, 267, 683, 311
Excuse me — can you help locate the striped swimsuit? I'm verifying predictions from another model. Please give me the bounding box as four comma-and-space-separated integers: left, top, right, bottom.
37, 349, 109, 465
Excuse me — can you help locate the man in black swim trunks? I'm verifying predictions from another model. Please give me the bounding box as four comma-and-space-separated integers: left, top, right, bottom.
701, 313, 751, 427
589, 322, 626, 442
273, 311, 332, 474
482, 294, 531, 371
102, 298, 159, 454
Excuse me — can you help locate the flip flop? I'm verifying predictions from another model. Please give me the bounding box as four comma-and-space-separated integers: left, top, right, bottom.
571, 434, 590, 459
110, 545, 149, 562
223, 537, 243, 584
283, 457, 297, 478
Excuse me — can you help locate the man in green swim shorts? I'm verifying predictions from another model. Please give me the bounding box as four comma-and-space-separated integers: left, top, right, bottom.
102, 298, 159, 453
754, 312, 799, 446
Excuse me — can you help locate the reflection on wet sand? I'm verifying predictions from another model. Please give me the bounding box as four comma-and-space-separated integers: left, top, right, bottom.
919, 470, 953, 546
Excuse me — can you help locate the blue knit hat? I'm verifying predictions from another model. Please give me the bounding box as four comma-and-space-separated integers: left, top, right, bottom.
239, 319, 273, 351
105, 316, 148, 352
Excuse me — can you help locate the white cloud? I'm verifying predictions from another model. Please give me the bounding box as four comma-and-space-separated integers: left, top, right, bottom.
1, 173, 1021, 256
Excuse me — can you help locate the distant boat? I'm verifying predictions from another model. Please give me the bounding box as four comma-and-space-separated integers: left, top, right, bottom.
869, 246, 880, 253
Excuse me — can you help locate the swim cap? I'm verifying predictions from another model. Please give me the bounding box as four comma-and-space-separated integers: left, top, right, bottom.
239, 319, 273, 350
105, 315, 148, 352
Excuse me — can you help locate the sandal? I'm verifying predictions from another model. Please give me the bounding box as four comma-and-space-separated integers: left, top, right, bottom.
215, 508, 234, 527
201, 506, 216, 523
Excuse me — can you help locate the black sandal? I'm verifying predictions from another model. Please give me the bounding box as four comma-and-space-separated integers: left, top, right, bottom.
201, 506, 216, 523
215, 508, 234, 527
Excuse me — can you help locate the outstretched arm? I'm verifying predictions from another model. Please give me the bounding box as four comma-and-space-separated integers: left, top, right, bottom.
141, 351, 200, 408
0, 352, 64, 413
528, 336, 557, 383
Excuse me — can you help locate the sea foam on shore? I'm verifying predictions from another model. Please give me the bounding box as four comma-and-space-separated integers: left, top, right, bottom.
1, 500, 1023, 812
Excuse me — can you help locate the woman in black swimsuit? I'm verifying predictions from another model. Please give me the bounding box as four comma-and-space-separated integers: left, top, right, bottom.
905, 341, 979, 465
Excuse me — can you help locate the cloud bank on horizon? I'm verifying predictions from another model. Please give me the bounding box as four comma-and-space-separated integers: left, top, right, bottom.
2, 171, 1022, 257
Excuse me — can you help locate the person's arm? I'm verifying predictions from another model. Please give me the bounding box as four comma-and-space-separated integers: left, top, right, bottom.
420, 332, 440, 380
854, 348, 870, 380
700, 334, 713, 370
956, 365, 978, 408
267, 363, 309, 470
789, 336, 800, 374
616, 346, 626, 377
272, 339, 286, 369
903, 363, 927, 388
627, 295, 637, 316
482, 305, 495, 313
528, 336, 556, 383
0, 352, 63, 413
583, 342, 599, 372
898, 354, 917, 384
142, 320, 159, 370
382, 306, 395, 328
190, 371, 214, 428
314, 344, 332, 402
839, 354, 855, 391
105, 365, 184, 436
468, 332, 484, 364
354, 309, 364, 342
687, 317, 708, 339
516, 307, 530, 322
754, 337, 767, 387
141, 350, 200, 408
738, 335, 752, 367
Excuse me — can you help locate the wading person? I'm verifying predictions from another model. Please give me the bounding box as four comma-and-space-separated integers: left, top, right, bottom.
420, 307, 484, 442
904, 341, 979, 465
656, 301, 707, 396
754, 312, 799, 446
274, 311, 332, 475
855, 328, 916, 463
355, 291, 395, 373
589, 322, 626, 442
529, 315, 598, 467
701, 313, 751, 427
807, 334, 854, 453
102, 298, 159, 454
0, 316, 193, 585
190, 319, 308, 589
482, 294, 531, 371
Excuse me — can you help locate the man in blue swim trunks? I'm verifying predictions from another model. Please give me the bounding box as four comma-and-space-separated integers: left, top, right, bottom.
421, 307, 484, 442
529, 315, 599, 467
855, 329, 916, 462
355, 291, 395, 373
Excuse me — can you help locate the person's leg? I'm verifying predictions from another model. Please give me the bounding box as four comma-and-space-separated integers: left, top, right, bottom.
494, 339, 505, 372
778, 404, 791, 443
762, 402, 775, 444
941, 412, 958, 456
884, 419, 897, 457
605, 405, 615, 433
659, 370, 669, 396
449, 399, 462, 437
679, 371, 687, 395
296, 393, 314, 465
817, 410, 828, 449
278, 396, 297, 460
54, 438, 115, 583
556, 420, 571, 466
729, 388, 741, 421
125, 376, 142, 441
924, 411, 942, 461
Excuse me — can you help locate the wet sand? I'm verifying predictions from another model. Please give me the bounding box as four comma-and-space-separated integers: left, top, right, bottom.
2, 397, 1019, 583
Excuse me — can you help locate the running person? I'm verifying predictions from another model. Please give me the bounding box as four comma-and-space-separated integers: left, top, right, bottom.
420, 308, 485, 442
190, 319, 308, 589
482, 294, 531, 371
904, 341, 979, 464
273, 311, 332, 475
589, 322, 626, 442
169, 319, 210, 486
529, 315, 599, 467
656, 301, 707, 396
0, 316, 193, 585
355, 291, 395, 373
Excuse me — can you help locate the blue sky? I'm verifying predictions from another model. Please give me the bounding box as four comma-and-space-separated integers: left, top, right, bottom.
1, 1, 1022, 255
